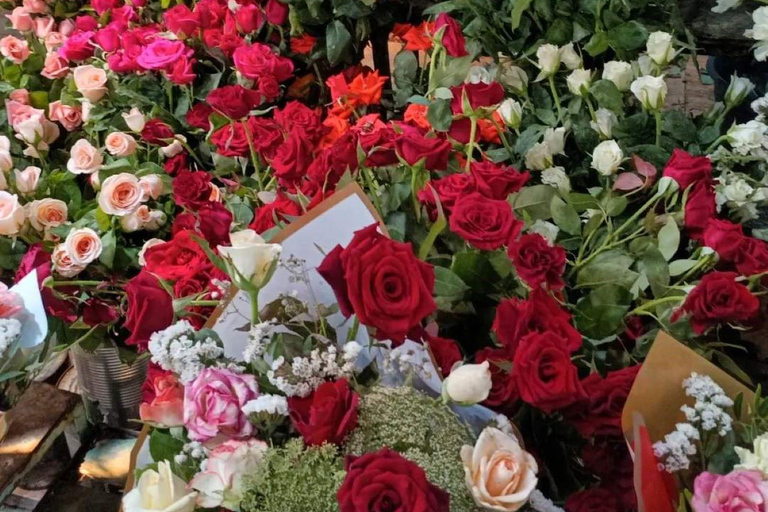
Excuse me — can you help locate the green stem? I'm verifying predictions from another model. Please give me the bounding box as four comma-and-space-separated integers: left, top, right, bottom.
48, 280, 106, 288
419, 214, 447, 261
654, 110, 663, 146
249, 290, 260, 325
585, 96, 597, 123
242, 120, 264, 191
189, 299, 221, 306
627, 295, 684, 317
705, 135, 728, 155
465, 115, 478, 172
346, 316, 360, 343
548, 75, 563, 121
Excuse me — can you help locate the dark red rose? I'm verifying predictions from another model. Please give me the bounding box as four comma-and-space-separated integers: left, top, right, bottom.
288, 378, 359, 446
249, 194, 302, 233
125, 270, 174, 349
59, 31, 95, 61
265, 0, 289, 25
493, 288, 582, 354
662, 149, 712, 190
307, 134, 359, 189
447, 117, 480, 145
475, 347, 518, 409
582, 441, 637, 510
211, 122, 251, 158
449, 193, 523, 251
232, 42, 294, 82
359, 125, 398, 167
198, 201, 233, 247
186, 103, 213, 131
702, 218, 747, 263
234, 4, 264, 33
395, 131, 452, 171
418, 173, 477, 220
142, 230, 210, 281
172, 212, 197, 235
248, 117, 284, 160
450, 82, 505, 113
671, 271, 759, 334
470, 161, 530, 200
624, 315, 646, 341
141, 119, 175, 145
271, 128, 315, 188
568, 365, 641, 438
194, 0, 227, 29
338, 448, 450, 512
566, 487, 621, 512
508, 233, 567, 290
422, 332, 462, 378
737, 237, 768, 276
275, 100, 324, 141
173, 170, 213, 211
206, 85, 263, 119
82, 298, 119, 327
15, 244, 77, 322
512, 330, 585, 413
317, 224, 436, 344
164, 4, 200, 36
435, 13, 467, 57
684, 180, 716, 240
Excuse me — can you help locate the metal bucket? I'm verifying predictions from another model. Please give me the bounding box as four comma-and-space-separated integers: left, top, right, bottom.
71, 344, 148, 428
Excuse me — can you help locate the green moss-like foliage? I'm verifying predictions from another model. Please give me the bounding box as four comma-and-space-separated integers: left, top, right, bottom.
240, 439, 346, 512
343, 385, 479, 512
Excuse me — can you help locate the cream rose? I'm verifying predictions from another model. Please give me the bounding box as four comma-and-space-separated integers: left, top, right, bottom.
64, 227, 102, 266
543, 127, 566, 156
524, 142, 553, 171
630, 75, 668, 111
461, 427, 538, 511
67, 139, 103, 175
590, 108, 618, 139
559, 43, 582, 70
536, 44, 561, 77
443, 361, 493, 405
27, 198, 68, 231
15, 166, 41, 194
646, 31, 675, 67
122, 107, 146, 132
139, 175, 164, 200
99, 173, 144, 216
591, 140, 624, 176
0, 191, 25, 235
217, 229, 282, 288
73, 65, 108, 103
602, 61, 633, 91
51, 244, 85, 278
498, 99, 522, 130
566, 68, 592, 97
105, 131, 137, 157
122, 461, 197, 512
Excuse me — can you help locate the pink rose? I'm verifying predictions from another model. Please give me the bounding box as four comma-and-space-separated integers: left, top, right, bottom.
6, 8, 34, 32
22, 0, 47, 14
119, 205, 166, 232
14, 166, 41, 194
0, 192, 25, 235
136, 39, 189, 70
41, 53, 70, 79
139, 174, 164, 199
5, 100, 44, 131
73, 65, 107, 102
26, 198, 67, 231
0, 283, 23, 319
139, 367, 185, 427
9, 89, 29, 104
58, 31, 95, 61
98, 173, 144, 216
105, 131, 137, 157
165, 54, 196, 85
692, 470, 768, 512
183, 368, 259, 444
0, 36, 30, 64
67, 139, 102, 174
48, 100, 82, 131
51, 244, 84, 277
63, 227, 102, 266
44, 31, 65, 51
34, 16, 55, 38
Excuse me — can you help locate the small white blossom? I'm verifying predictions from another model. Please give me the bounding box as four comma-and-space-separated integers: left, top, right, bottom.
0, 318, 21, 359
148, 320, 225, 383
242, 394, 288, 416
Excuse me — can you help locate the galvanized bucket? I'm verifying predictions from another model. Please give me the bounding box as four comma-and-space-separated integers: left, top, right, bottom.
71, 344, 148, 428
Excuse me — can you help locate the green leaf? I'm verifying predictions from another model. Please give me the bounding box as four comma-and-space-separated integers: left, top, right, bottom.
545, 18, 573, 45
512, 185, 555, 220
584, 32, 609, 56
149, 429, 184, 464
575, 284, 632, 340
662, 110, 697, 142
577, 250, 639, 289
607, 21, 649, 50
0, 238, 25, 270
669, 259, 697, 276
657, 218, 680, 261
511, 0, 534, 29
99, 230, 116, 269
451, 251, 498, 293
95, 208, 111, 232
589, 80, 623, 113
433, 266, 470, 298
326, 20, 352, 66
604, 195, 628, 217
427, 99, 453, 132
637, 247, 670, 298
550, 195, 581, 235
432, 56, 473, 89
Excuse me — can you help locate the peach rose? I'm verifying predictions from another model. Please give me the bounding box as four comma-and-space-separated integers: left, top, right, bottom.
0, 36, 30, 64
121, 107, 145, 132
0, 135, 13, 173
22, 0, 47, 14
0, 191, 26, 235
5, 100, 42, 130
48, 100, 82, 131
27, 198, 67, 231
9, 89, 29, 104
14, 166, 41, 194
51, 244, 85, 278
0, 170, 6, 191
18, 117, 59, 158
209, 183, 222, 202
139, 174, 164, 199
461, 427, 538, 512
66, 138, 102, 174
63, 227, 102, 266
41, 52, 69, 79
35, 16, 55, 38
98, 173, 144, 216
161, 135, 186, 157
119, 205, 166, 232
73, 65, 107, 103
105, 132, 137, 157
138, 238, 164, 266
44, 31, 64, 51
6, 7, 34, 32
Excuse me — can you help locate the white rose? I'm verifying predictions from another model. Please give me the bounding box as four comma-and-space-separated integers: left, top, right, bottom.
536, 44, 561, 76
602, 61, 634, 91
498, 99, 522, 129
559, 43, 582, 70
712, 0, 742, 13
735, 433, 768, 476
646, 31, 675, 66
566, 68, 592, 97
461, 427, 538, 511
122, 461, 197, 512
120, 205, 166, 232
728, 120, 768, 152
217, 229, 282, 287
81, 99, 92, 123
0, 191, 25, 235
73, 65, 108, 103
543, 127, 566, 155
67, 139, 103, 175
635, 55, 656, 77
723, 178, 755, 205
139, 238, 165, 266
591, 140, 624, 176
443, 361, 492, 405
122, 107, 146, 132
0, 135, 10, 152
0, 138, 12, 172
590, 108, 618, 139
524, 142, 553, 171
14, 165, 41, 193
139, 174, 165, 200
541, 166, 571, 193
725, 75, 755, 108
466, 65, 493, 85
161, 136, 186, 158
630, 75, 668, 111
64, 227, 102, 265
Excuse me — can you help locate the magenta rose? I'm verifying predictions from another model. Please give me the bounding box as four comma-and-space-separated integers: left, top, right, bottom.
184, 368, 259, 443
692, 470, 768, 512
137, 39, 189, 70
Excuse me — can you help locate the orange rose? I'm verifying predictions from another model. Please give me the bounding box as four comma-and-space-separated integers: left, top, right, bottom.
404, 104, 432, 131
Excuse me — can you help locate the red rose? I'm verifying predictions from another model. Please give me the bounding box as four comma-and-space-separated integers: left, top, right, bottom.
143, 230, 210, 281
257, 74, 281, 102
249, 194, 302, 233
567, 365, 641, 438
684, 181, 716, 239
738, 237, 768, 276
512, 331, 585, 413
470, 161, 530, 200
75, 15, 98, 31
565, 487, 620, 512
508, 233, 567, 290
475, 347, 518, 409
449, 192, 523, 251
422, 332, 462, 378
435, 13, 468, 57
447, 117, 480, 145
92, 0, 119, 15
140, 364, 185, 427
580, 442, 637, 510
395, 131, 452, 171
662, 148, 712, 189
211, 122, 251, 157
194, 0, 227, 28
125, 270, 174, 349
234, 4, 264, 33
198, 201, 233, 247
307, 133, 359, 189
275, 101, 324, 140
248, 117, 284, 160
671, 271, 759, 334
141, 119, 175, 145
164, 153, 189, 176
450, 82, 505, 113
166, 55, 196, 85
82, 298, 119, 327
232, 42, 294, 82
172, 212, 197, 235
173, 170, 213, 211
164, 5, 200, 36
359, 125, 398, 167
15, 244, 77, 322
203, 28, 244, 56
186, 103, 213, 131
94, 26, 121, 53
59, 31, 95, 61
338, 448, 450, 512
265, 0, 289, 25
418, 173, 477, 219
206, 85, 263, 120
317, 224, 436, 344
702, 219, 747, 263
493, 288, 582, 354
288, 379, 359, 446
271, 129, 315, 188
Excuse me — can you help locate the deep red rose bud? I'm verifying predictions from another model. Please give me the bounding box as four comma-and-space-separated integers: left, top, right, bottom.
449, 193, 523, 251
567, 365, 641, 438
82, 298, 119, 327
265, 0, 289, 25
173, 169, 213, 211
684, 181, 716, 240
164, 153, 189, 176
271, 129, 315, 188
198, 201, 233, 247
508, 233, 567, 290
395, 130, 453, 170
470, 161, 530, 200
141, 119, 175, 145
418, 173, 477, 220
206, 85, 263, 120
288, 379, 359, 446
234, 4, 264, 33
186, 103, 213, 131
435, 13, 468, 57
702, 218, 747, 263
450, 82, 505, 113
171, 212, 197, 236
737, 237, 768, 276
125, 270, 174, 349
